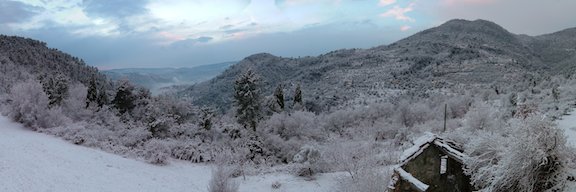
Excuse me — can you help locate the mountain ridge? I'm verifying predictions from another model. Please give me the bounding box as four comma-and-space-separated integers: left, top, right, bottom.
182, 19, 576, 112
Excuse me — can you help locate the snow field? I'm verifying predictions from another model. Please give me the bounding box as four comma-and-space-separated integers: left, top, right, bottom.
0, 116, 340, 192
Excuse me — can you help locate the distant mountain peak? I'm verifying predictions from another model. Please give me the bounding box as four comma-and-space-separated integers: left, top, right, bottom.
245, 53, 278, 60
391, 18, 520, 49
443, 19, 499, 27
438, 19, 510, 34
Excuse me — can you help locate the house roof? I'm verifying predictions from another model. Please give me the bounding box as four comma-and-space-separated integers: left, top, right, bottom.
389, 132, 469, 191
399, 132, 467, 164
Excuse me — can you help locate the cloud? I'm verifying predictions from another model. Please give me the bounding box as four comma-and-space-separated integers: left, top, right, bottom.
0, 0, 42, 24
276, 0, 343, 6
380, 3, 415, 22
220, 25, 235, 30
18, 20, 407, 69
169, 36, 214, 48
2, 0, 123, 37
82, 0, 150, 18
400, 25, 411, 31
441, 0, 495, 6
378, 0, 396, 7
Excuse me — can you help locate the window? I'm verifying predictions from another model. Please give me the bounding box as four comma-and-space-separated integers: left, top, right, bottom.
440, 155, 447, 174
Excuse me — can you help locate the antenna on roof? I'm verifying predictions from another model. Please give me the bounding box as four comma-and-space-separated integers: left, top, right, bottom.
443, 103, 447, 132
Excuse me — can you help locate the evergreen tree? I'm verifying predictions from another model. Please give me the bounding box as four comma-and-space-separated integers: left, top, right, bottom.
40, 73, 69, 107
552, 85, 560, 102
199, 107, 215, 131
112, 80, 135, 114
234, 70, 262, 131
274, 84, 285, 111
97, 86, 109, 107
86, 77, 98, 108
293, 84, 303, 108
86, 76, 109, 108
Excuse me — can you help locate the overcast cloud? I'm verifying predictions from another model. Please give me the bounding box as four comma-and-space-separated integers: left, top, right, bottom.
0, 0, 574, 69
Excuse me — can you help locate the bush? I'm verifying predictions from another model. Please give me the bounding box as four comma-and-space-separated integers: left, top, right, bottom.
464, 102, 502, 132
271, 181, 281, 189
142, 139, 170, 165
208, 165, 239, 192
7, 80, 68, 129
465, 115, 570, 191
320, 141, 382, 179
263, 110, 323, 140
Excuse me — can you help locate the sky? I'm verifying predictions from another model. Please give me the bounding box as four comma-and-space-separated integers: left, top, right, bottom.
1, 0, 575, 69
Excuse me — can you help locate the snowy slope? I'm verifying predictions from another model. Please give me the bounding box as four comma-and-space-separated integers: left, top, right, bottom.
556, 111, 576, 191
557, 112, 576, 146
0, 116, 339, 192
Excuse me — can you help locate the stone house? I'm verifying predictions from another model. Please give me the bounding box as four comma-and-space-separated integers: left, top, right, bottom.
389, 133, 473, 192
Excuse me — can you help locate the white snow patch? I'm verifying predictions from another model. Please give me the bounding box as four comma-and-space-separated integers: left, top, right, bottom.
556, 111, 576, 190
399, 132, 436, 162
556, 112, 576, 147
0, 116, 339, 192
394, 167, 429, 192
238, 172, 345, 192
433, 140, 467, 163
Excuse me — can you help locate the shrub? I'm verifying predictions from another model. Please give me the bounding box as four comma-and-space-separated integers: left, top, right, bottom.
142, 139, 170, 165
208, 165, 239, 192
464, 102, 502, 132
263, 111, 323, 140
320, 141, 383, 180
271, 181, 281, 189
465, 115, 570, 191
7, 80, 68, 129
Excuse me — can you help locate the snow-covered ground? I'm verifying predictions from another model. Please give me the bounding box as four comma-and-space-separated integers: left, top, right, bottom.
556, 111, 576, 191
557, 112, 576, 147
0, 116, 340, 192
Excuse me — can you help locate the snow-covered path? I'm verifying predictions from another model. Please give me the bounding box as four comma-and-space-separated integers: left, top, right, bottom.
0, 116, 339, 192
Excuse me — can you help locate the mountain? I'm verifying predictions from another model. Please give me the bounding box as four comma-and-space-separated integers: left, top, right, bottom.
103, 62, 235, 94
529, 27, 576, 74
181, 19, 576, 112
0, 35, 110, 94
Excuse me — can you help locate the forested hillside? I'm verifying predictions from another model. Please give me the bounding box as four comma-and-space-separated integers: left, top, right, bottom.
0, 35, 110, 96
183, 19, 576, 112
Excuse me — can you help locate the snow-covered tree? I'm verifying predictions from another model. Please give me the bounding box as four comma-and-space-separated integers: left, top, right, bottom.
465, 115, 570, 192
199, 106, 215, 131
40, 73, 69, 107
293, 84, 303, 109
208, 165, 239, 192
86, 76, 108, 108
62, 83, 91, 121
274, 84, 285, 111
233, 70, 262, 131
86, 76, 98, 108
112, 80, 136, 114
7, 79, 66, 129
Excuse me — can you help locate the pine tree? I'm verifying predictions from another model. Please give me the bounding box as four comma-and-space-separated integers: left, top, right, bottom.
112, 80, 135, 114
274, 84, 285, 111
234, 70, 262, 131
40, 73, 69, 107
199, 107, 215, 131
552, 85, 560, 102
86, 77, 98, 108
293, 84, 303, 108
97, 86, 109, 107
